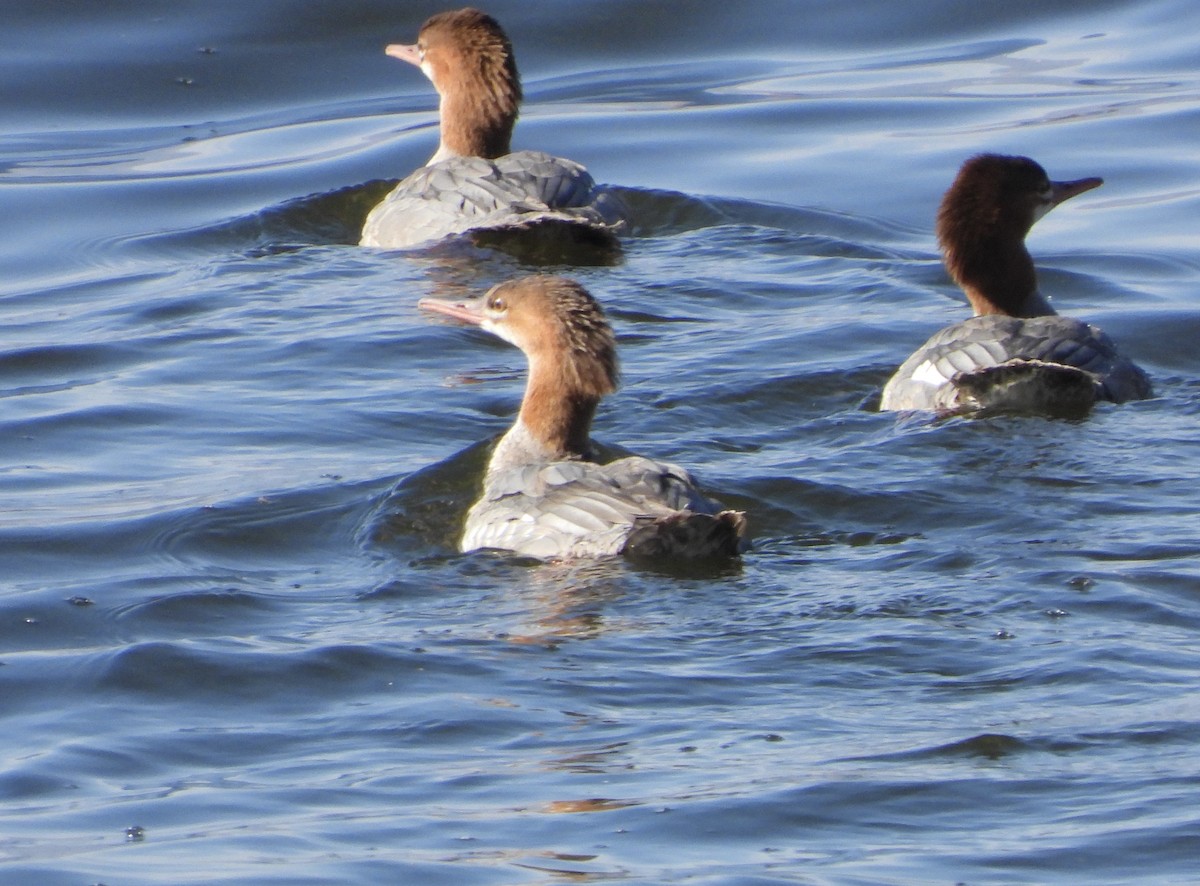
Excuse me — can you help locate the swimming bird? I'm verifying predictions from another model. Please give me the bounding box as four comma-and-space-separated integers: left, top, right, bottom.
880, 153, 1151, 416
361, 8, 625, 249
418, 275, 746, 560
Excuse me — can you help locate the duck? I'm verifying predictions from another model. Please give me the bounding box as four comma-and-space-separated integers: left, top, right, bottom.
418, 275, 746, 560
360, 8, 626, 249
880, 153, 1151, 416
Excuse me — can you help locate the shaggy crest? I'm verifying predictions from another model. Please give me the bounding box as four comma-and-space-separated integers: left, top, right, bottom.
486, 276, 618, 400
419, 8, 522, 158
936, 154, 1049, 316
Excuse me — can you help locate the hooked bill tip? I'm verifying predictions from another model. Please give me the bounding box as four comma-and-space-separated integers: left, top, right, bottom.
418, 296, 484, 326
1051, 176, 1103, 206
385, 43, 422, 66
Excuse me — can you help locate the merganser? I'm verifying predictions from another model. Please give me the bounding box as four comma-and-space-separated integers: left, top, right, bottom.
360, 8, 625, 249
880, 154, 1152, 416
418, 275, 746, 560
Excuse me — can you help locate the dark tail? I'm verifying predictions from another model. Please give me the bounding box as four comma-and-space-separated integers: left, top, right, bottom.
955, 359, 1097, 419
622, 509, 748, 561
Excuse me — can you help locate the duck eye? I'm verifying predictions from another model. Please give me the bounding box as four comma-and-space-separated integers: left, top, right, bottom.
489, 297, 507, 313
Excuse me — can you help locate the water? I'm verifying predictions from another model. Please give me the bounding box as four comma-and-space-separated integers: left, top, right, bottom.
3, 1, 1199, 883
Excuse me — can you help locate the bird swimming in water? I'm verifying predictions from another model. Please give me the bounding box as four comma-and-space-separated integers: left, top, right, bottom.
881, 153, 1151, 417
361, 8, 625, 249
419, 275, 746, 560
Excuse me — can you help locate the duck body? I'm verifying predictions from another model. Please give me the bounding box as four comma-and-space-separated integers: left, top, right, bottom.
463, 451, 739, 560
419, 276, 745, 561
360, 8, 625, 249
881, 153, 1150, 416
881, 314, 1152, 415
361, 151, 625, 249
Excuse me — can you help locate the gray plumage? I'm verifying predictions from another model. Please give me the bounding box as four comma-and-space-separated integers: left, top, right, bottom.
880, 314, 1152, 414
462, 455, 744, 559
361, 151, 626, 249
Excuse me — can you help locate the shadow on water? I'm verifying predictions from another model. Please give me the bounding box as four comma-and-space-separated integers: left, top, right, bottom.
367, 436, 496, 557
618, 185, 919, 248
131, 179, 396, 256
3, 477, 391, 583
137, 179, 627, 267
468, 221, 624, 267
126, 174, 907, 273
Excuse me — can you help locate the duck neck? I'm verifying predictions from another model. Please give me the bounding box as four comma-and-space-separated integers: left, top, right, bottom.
950, 238, 1055, 318
487, 361, 599, 476
519, 365, 598, 458
435, 82, 516, 161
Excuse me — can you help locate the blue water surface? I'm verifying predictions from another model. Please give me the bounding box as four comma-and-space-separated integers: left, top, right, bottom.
2, 1, 1199, 883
